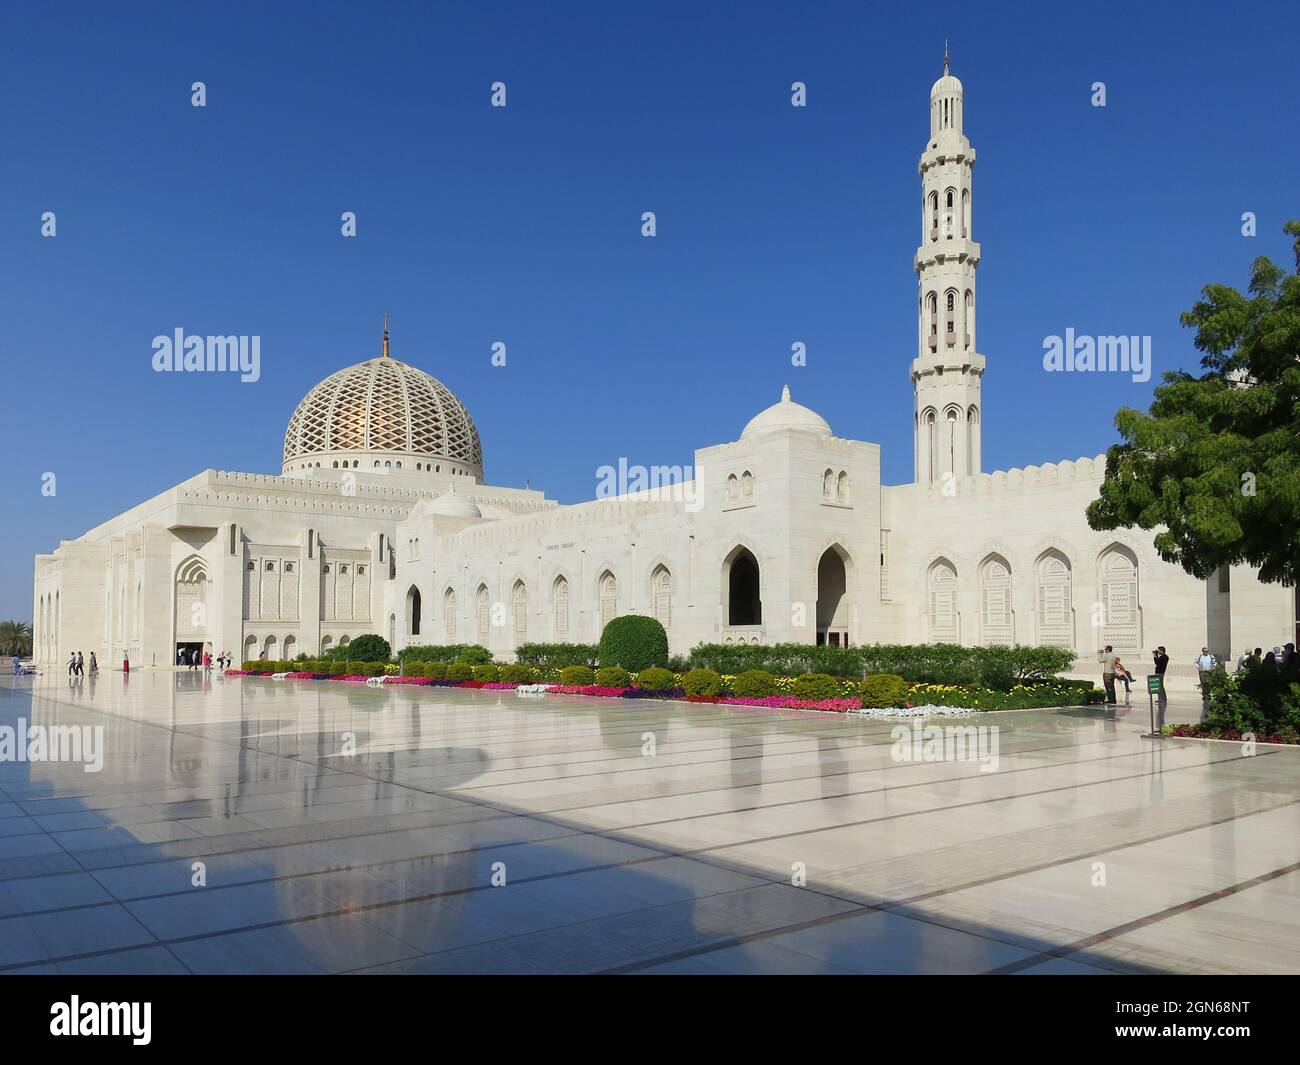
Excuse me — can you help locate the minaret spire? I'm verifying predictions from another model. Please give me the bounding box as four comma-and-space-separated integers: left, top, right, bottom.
944, 40, 949, 75
382, 312, 390, 358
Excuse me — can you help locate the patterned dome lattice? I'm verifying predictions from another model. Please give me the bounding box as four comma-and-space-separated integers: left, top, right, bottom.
282, 356, 483, 470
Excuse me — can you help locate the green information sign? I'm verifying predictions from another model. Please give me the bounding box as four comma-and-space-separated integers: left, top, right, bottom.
1147, 675, 1163, 694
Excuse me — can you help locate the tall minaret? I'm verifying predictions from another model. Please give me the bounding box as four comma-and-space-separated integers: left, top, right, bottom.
912, 46, 984, 486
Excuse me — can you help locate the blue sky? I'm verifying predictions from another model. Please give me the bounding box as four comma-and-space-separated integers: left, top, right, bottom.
1, 0, 1297, 619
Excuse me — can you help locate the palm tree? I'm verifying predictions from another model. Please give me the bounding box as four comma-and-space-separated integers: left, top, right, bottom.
0, 621, 33, 657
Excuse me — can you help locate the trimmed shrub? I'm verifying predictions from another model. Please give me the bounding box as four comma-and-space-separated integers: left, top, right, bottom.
729, 669, 778, 698
635, 666, 676, 693
514, 643, 600, 669
598, 615, 669, 672
472, 664, 500, 683
500, 664, 535, 684
686, 642, 1077, 685
324, 634, 390, 663
400, 644, 492, 665
792, 673, 841, 701
560, 665, 595, 686
860, 673, 908, 708
424, 662, 448, 680
328, 661, 348, 675
363, 662, 387, 677
446, 662, 474, 682
683, 668, 722, 698
595, 666, 631, 688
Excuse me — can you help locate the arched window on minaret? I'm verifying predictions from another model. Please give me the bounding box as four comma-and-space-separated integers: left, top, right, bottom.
928, 191, 939, 241
967, 405, 979, 475
962, 188, 970, 238
963, 289, 974, 350
926, 293, 938, 350
944, 188, 956, 238
925, 409, 937, 483
945, 289, 957, 345
946, 407, 959, 475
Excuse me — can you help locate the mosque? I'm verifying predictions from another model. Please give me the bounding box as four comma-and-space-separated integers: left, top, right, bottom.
31, 60, 1295, 673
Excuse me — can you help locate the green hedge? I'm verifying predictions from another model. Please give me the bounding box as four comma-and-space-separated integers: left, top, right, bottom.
560, 665, 595, 686
683, 668, 722, 698
472, 664, 501, 683
446, 662, 474, 681
595, 666, 631, 688
686, 642, 1076, 689
860, 673, 908, 708
400, 644, 492, 665
598, 616, 669, 672
791, 673, 842, 701
515, 643, 600, 668
635, 667, 676, 692
730, 669, 778, 697
500, 664, 535, 684
323, 634, 390, 662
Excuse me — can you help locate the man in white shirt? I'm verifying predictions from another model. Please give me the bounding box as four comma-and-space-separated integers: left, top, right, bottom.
1194, 647, 1218, 719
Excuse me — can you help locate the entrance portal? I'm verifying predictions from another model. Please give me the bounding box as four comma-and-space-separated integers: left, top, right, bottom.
175, 641, 203, 667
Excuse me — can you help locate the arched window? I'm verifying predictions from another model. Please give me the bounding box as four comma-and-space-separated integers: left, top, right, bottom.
476, 585, 490, 644
552, 576, 570, 638
929, 190, 939, 240
924, 408, 937, 483
1036, 551, 1074, 648
598, 571, 618, 630
512, 580, 528, 645
837, 471, 849, 503
946, 408, 959, 474
966, 405, 979, 475
726, 474, 738, 503
244, 634, 258, 661
1099, 546, 1140, 651
927, 559, 958, 643
944, 188, 956, 237
443, 587, 457, 641
650, 565, 672, 630
980, 555, 1012, 645
962, 187, 970, 237
741, 470, 753, 499
320, 634, 333, 653
823, 468, 834, 498
283, 635, 296, 659
926, 293, 938, 348
963, 289, 973, 350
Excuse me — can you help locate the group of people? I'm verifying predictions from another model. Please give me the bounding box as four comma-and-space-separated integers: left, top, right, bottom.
176, 647, 234, 672
1096, 645, 1161, 705
1235, 644, 1299, 671
65, 650, 99, 677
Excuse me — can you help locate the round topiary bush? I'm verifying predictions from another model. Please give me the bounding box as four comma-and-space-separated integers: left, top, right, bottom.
455, 646, 493, 665
500, 664, 535, 684
472, 664, 500, 683
595, 665, 631, 688
339, 633, 390, 663
560, 665, 595, 686
446, 662, 474, 682
730, 669, 778, 698
860, 673, 909, 709
424, 662, 448, 680
635, 666, 676, 693
598, 615, 669, 672
792, 672, 842, 701
683, 668, 722, 698
328, 661, 348, 675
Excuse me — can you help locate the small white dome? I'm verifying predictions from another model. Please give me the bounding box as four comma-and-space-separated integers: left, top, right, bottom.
930, 72, 963, 98
741, 385, 832, 440
426, 490, 482, 518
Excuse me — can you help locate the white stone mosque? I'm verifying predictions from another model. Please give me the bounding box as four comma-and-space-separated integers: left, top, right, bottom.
31, 59, 1295, 674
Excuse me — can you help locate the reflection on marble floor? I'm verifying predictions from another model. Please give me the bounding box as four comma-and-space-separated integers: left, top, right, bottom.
1, 671, 1297, 974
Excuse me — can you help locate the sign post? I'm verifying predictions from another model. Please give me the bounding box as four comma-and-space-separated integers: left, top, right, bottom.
1143, 675, 1162, 738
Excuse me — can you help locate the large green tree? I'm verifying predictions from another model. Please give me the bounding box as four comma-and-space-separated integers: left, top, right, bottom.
1087, 220, 1300, 586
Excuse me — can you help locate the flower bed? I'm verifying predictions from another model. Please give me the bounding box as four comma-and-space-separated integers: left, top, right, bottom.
1167, 722, 1299, 745
222, 667, 1097, 715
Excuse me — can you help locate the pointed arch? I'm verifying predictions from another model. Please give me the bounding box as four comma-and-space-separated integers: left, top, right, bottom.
512, 579, 528, 646
443, 585, 458, 641
723, 545, 762, 626
1035, 549, 1074, 649
927, 557, 959, 643
1098, 543, 1140, 652
552, 574, 570, 639
979, 553, 1013, 645
649, 564, 673, 630
475, 583, 490, 644
405, 584, 422, 638
597, 569, 618, 631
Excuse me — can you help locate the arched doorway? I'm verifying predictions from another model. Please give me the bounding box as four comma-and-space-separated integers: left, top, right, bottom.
725, 547, 761, 626
815, 546, 851, 646
405, 585, 422, 638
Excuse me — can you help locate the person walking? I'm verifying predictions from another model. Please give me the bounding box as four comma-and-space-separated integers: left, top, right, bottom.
122, 652, 130, 675
1097, 645, 1118, 705
88, 651, 98, 675
11, 653, 20, 675
75, 650, 84, 677
67, 651, 76, 677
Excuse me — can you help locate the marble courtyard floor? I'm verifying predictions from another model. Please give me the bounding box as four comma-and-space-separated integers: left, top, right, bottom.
1, 671, 1298, 975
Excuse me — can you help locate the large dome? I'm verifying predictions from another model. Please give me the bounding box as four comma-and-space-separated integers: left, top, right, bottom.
282, 348, 484, 478
741, 384, 832, 439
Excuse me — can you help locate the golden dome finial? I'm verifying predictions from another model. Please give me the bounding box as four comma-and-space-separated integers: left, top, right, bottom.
382, 312, 390, 358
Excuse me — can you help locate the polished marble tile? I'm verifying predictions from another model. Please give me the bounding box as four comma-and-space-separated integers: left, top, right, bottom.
2, 672, 1298, 974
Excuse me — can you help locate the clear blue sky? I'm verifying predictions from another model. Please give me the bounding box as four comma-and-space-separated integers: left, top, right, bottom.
1, 0, 1297, 620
